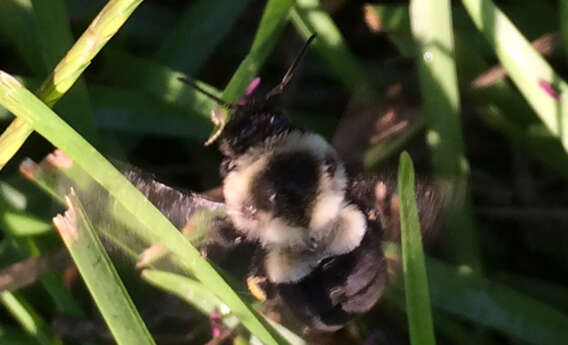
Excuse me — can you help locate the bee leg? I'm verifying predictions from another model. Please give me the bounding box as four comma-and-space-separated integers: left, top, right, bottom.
246, 250, 282, 322
246, 249, 274, 302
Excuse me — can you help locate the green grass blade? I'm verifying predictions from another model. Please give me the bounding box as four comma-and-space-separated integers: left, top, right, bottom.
409, 0, 482, 272
222, 0, 294, 103
397, 152, 436, 345
34, 0, 143, 108
409, 0, 466, 178
155, 0, 252, 75
290, 0, 375, 94
0, 71, 284, 345
461, 0, 568, 152
31, 0, 98, 143
0, 119, 34, 169
0, 291, 62, 345
52, 190, 156, 345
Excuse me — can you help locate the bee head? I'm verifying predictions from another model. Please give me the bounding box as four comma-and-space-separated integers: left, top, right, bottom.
218, 34, 317, 158
218, 109, 292, 158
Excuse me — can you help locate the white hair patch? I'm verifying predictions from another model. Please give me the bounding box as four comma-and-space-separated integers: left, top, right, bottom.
326, 204, 367, 256
223, 156, 268, 235
265, 249, 319, 283
261, 218, 307, 248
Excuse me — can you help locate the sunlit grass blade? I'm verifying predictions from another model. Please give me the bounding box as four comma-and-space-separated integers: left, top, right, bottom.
461, 0, 568, 152
409, 0, 482, 272
34, 0, 143, 108
155, 0, 252, 75
290, 0, 375, 95
0, 71, 285, 345
0, 119, 34, 169
222, 0, 294, 103
0, 291, 62, 345
30, 0, 98, 142
409, 0, 465, 178
52, 190, 156, 345
397, 152, 436, 345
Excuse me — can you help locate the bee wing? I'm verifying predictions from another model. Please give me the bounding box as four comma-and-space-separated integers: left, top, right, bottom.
117, 163, 225, 229
348, 172, 445, 246
14, 150, 226, 284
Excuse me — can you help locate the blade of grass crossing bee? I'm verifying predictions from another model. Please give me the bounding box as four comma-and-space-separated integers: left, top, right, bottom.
397, 152, 436, 345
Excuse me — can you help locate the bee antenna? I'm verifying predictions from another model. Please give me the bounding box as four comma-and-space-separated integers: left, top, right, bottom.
178, 77, 234, 108
265, 33, 317, 100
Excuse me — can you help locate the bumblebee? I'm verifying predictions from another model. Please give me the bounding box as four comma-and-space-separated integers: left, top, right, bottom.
178, 34, 441, 332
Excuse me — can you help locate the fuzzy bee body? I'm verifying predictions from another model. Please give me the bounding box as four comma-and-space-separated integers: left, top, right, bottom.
213, 108, 387, 331
198, 35, 389, 330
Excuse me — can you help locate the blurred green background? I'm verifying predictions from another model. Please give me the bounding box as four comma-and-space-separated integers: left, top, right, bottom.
1, 0, 568, 344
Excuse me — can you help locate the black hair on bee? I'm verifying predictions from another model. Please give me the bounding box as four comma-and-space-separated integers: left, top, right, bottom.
182, 34, 387, 332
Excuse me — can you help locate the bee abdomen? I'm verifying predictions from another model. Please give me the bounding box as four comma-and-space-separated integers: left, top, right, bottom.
277, 229, 385, 331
